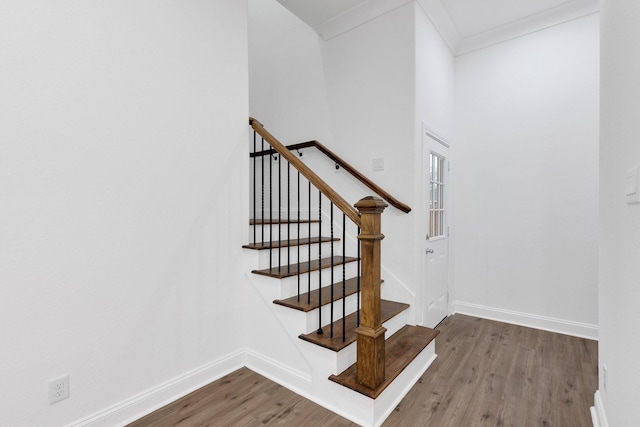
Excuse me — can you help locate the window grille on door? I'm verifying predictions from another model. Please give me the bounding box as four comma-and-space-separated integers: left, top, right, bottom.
429, 153, 445, 239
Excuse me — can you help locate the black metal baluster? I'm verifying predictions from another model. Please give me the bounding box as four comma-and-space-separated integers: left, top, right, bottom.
307, 181, 311, 304
253, 131, 256, 245
357, 226, 361, 328
269, 148, 273, 271
330, 203, 334, 338
261, 138, 265, 246
287, 163, 291, 273
342, 213, 346, 342
317, 191, 322, 335
297, 172, 301, 302
278, 153, 281, 273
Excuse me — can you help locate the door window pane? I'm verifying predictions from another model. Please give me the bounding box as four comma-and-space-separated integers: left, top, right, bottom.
429, 153, 445, 238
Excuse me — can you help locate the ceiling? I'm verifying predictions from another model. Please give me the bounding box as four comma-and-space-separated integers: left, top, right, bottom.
275, 0, 599, 55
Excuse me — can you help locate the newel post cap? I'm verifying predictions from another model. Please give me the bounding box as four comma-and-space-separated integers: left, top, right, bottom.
354, 196, 388, 213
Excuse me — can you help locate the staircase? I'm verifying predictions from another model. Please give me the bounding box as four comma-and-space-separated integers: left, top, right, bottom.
243, 118, 439, 427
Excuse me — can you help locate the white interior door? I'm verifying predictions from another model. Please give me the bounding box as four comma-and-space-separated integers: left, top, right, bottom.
422, 128, 449, 328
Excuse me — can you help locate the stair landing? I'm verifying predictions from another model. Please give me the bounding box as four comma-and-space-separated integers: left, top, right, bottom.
329, 324, 439, 399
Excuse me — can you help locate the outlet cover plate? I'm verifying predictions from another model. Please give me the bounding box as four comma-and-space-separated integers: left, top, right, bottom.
49, 374, 70, 404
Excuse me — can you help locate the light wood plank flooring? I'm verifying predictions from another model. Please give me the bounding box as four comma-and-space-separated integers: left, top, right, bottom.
384, 314, 597, 426
127, 314, 597, 427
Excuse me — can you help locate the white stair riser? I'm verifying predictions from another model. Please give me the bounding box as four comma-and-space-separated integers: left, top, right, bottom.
250, 223, 359, 245
299, 307, 409, 376
249, 222, 320, 241
336, 308, 408, 373
276, 264, 360, 298
250, 210, 318, 222
248, 268, 361, 301
302, 291, 360, 333
273, 291, 359, 335
381, 308, 409, 341
248, 224, 358, 254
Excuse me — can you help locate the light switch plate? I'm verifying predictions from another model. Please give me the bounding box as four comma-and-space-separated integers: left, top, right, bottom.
372, 158, 384, 171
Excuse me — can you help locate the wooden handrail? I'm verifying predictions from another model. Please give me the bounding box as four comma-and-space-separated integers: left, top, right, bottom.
287, 141, 411, 214
250, 118, 361, 226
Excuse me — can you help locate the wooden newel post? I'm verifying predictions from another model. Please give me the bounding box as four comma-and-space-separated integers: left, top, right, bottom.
354, 196, 388, 389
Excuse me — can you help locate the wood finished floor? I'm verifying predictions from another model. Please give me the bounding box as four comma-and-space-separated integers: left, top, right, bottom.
127, 314, 597, 427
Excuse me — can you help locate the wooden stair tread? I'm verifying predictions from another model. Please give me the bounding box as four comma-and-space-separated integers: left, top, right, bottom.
328, 325, 439, 399
252, 256, 358, 279
274, 277, 384, 312
298, 300, 409, 352
250, 219, 319, 225
243, 236, 338, 250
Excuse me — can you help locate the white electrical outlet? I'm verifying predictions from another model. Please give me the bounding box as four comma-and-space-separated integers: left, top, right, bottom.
372, 158, 384, 171
49, 374, 70, 404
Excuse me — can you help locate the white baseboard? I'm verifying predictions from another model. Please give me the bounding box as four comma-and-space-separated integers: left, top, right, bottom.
244, 348, 313, 389
69, 343, 438, 427
591, 390, 609, 427
590, 407, 599, 427
452, 301, 598, 340
69, 351, 244, 427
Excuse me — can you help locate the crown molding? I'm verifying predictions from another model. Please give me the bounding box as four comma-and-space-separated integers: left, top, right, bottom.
417, 0, 599, 56
316, 0, 413, 41
455, 0, 599, 55
281, 0, 599, 54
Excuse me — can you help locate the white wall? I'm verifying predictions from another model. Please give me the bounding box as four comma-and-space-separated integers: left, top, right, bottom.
415, 3, 455, 325
0, 1, 248, 425
597, 1, 640, 425
415, 3, 455, 141
322, 3, 415, 206
321, 3, 421, 316
452, 14, 600, 337
249, 0, 333, 145
248, 0, 334, 225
